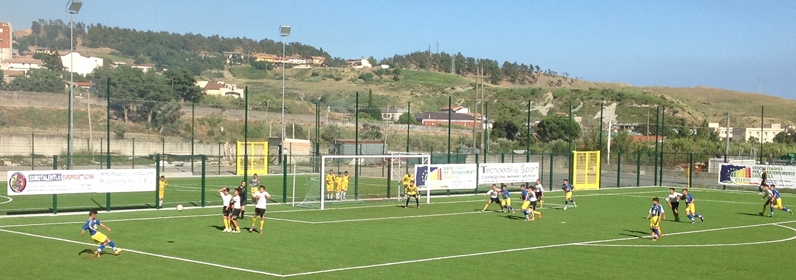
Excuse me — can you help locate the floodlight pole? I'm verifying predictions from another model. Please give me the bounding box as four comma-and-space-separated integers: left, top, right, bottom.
66, 0, 82, 170
280, 25, 290, 153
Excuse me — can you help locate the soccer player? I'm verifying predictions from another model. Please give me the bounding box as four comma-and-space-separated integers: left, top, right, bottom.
534, 179, 545, 208
237, 181, 248, 219
482, 185, 502, 212
760, 168, 768, 194
249, 185, 272, 234
665, 188, 682, 222
402, 171, 414, 190
645, 197, 665, 241
250, 174, 260, 205
404, 181, 420, 209
229, 188, 242, 233
158, 175, 168, 207
520, 184, 542, 221
769, 185, 794, 217
760, 185, 774, 216
335, 172, 344, 200
500, 184, 515, 214
325, 169, 336, 200
341, 171, 350, 201
562, 179, 576, 210
681, 189, 704, 224
81, 210, 121, 257
218, 187, 233, 232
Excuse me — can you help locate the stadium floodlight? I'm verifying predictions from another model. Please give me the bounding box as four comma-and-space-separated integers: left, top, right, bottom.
280, 25, 291, 154
66, 0, 83, 169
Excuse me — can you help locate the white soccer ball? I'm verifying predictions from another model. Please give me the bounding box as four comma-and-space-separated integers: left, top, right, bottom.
176, 204, 184, 211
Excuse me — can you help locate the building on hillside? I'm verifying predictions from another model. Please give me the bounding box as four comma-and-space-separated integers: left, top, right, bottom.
347, 58, 372, 69
441, 106, 469, 114
254, 53, 276, 63
1, 69, 24, 83
708, 123, 733, 139
414, 112, 484, 129
131, 63, 156, 73
198, 80, 245, 98
66, 81, 93, 90
381, 106, 407, 121
60, 52, 104, 75
0, 58, 42, 72
333, 139, 387, 155
310, 56, 326, 66
0, 22, 12, 62
731, 124, 788, 143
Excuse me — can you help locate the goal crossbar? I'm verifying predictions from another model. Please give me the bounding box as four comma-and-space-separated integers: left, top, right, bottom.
319, 153, 430, 210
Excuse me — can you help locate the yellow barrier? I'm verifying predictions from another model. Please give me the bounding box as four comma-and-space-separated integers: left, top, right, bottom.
236, 142, 269, 175
572, 151, 600, 189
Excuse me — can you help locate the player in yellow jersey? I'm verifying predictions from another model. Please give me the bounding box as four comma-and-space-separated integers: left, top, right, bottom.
158, 175, 168, 207
402, 171, 414, 191
340, 171, 350, 201
81, 210, 121, 257
645, 197, 665, 241
325, 169, 336, 200
335, 172, 344, 200
404, 181, 420, 208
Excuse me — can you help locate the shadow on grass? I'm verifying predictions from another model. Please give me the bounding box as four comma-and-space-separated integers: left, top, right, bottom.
736, 212, 764, 217
502, 215, 525, 220
209, 225, 226, 231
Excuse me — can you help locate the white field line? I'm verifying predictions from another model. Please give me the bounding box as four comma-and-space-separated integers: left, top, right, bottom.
0, 228, 285, 277
617, 194, 764, 205
306, 211, 482, 224
0, 189, 662, 220
0, 195, 13, 205
580, 224, 796, 248
280, 220, 796, 278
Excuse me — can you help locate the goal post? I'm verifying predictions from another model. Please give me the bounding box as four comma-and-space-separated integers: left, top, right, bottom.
319, 154, 430, 210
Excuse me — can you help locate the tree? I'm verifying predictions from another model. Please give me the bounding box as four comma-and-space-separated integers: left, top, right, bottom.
0, 69, 5, 89
774, 129, 796, 144
164, 67, 204, 102
33, 46, 64, 72
490, 102, 522, 140
321, 124, 342, 144
152, 100, 183, 135
535, 115, 581, 143
395, 112, 419, 125
611, 130, 632, 154
361, 124, 383, 140
8, 68, 63, 93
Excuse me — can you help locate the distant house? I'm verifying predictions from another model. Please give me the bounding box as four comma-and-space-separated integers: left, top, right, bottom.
441, 106, 469, 114
1, 69, 24, 83
198, 80, 245, 98
381, 106, 407, 121
131, 63, 156, 73
66, 81, 94, 90
414, 112, 483, 128
310, 56, 326, 66
347, 58, 372, 69
254, 53, 276, 63
0, 58, 42, 72
60, 52, 103, 75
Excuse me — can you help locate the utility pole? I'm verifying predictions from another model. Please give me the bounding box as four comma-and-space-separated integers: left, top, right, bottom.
724, 112, 730, 163
472, 67, 489, 152
645, 109, 651, 137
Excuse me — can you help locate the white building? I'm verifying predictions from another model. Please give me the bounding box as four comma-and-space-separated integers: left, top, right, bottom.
0, 58, 42, 71
732, 124, 785, 143
381, 106, 407, 121
347, 58, 372, 69
708, 122, 733, 139
61, 52, 104, 75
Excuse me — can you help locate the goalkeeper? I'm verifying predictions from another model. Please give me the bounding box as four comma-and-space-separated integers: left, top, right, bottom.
404, 181, 420, 209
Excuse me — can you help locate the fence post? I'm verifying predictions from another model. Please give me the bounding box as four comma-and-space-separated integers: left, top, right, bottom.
617, 152, 622, 188
549, 152, 554, 191
474, 153, 480, 194
106, 138, 111, 212
636, 151, 641, 187
282, 154, 288, 203
689, 153, 694, 189
155, 154, 161, 209
201, 155, 207, 207
659, 151, 664, 186
31, 132, 35, 170
218, 142, 222, 175
52, 155, 58, 214
132, 138, 135, 168
501, 153, 505, 163
653, 149, 658, 186
387, 159, 392, 199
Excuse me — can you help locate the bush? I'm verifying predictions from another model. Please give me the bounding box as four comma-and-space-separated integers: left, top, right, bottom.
358, 73, 374, 82
114, 124, 126, 139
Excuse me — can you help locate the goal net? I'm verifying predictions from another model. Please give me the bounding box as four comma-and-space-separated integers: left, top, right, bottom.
317, 154, 431, 210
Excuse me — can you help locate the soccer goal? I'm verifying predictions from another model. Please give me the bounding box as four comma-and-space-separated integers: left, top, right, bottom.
317, 154, 431, 210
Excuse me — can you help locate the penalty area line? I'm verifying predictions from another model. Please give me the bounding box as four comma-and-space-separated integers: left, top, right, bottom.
0, 228, 286, 278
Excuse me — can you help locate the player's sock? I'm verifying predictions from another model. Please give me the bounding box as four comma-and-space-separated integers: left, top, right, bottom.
224, 219, 229, 229
483, 204, 490, 211
251, 218, 256, 228
260, 219, 264, 231
564, 200, 568, 205
783, 207, 791, 212
108, 241, 116, 249
240, 210, 245, 219
572, 200, 576, 207
98, 244, 105, 252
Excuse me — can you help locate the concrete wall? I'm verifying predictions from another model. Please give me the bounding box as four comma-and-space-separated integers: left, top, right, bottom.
0, 134, 223, 157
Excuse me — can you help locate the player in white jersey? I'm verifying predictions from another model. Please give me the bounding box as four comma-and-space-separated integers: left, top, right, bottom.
760, 186, 774, 216
218, 187, 233, 232
481, 185, 502, 212
534, 179, 545, 208
665, 188, 682, 222
229, 189, 242, 233
249, 186, 272, 234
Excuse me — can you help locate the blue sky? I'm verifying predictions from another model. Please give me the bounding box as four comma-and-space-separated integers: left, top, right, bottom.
2, 0, 795, 98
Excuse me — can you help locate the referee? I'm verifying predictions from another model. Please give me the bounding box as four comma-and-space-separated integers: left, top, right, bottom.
665, 188, 681, 222
760, 168, 768, 194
